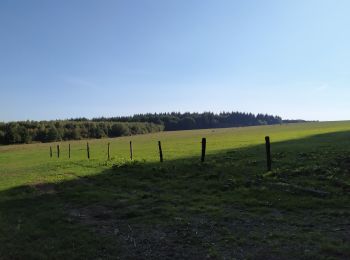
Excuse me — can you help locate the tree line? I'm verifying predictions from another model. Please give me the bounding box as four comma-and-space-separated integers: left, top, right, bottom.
0, 121, 163, 145
90, 112, 287, 131
0, 112, 302, 145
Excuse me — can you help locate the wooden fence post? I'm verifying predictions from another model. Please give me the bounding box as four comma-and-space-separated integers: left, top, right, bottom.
50, 146, 52, 158
107, 142, 110, 160
87, 142, 90, 159
69, 144, 71, 159
57, 145, 60, 158
265, 136, 272, 171
129, 141, 133, 160
158, 141, 163, 163
201, 138, 206, 162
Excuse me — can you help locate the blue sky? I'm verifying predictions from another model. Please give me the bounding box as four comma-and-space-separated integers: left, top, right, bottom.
1, 0, 349, 121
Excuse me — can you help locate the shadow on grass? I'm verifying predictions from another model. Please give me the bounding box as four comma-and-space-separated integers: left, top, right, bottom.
1, 131, 350, 259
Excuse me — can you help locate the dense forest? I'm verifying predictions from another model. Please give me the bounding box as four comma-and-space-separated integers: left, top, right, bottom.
0, 112, 298, 145
91, 112, 284, 130
0, 121, 163, 145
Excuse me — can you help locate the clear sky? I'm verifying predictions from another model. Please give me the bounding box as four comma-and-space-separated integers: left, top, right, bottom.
1, 0, 349, 122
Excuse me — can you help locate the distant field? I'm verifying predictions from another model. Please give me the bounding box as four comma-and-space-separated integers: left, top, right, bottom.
1, 121, 350, 259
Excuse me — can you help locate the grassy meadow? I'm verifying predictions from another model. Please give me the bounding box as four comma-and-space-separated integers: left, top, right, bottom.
1, 121, 350, 259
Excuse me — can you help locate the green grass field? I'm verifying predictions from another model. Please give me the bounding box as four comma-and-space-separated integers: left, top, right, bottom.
1, 121, 350, 259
